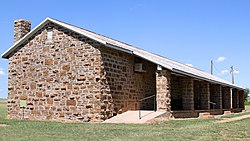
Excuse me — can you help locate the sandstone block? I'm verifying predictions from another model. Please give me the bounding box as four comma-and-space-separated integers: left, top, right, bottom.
43, 47, 49, 52
22, 56, 28, 61
46, 77, 53, 82
75, 81, 84, 85
47, 98, 53, 104
62, 64, 70, 71
35, 92, 43, 97
67, 85, 72, 90
30, 83, 36, 89
67, 100, 76, 106
20, 95, 27, 100
45, 58, 53, 65
59, 112, 64, 117
60, 71, 66, 77
31, 110, 40, 115
67, 48, 73, 53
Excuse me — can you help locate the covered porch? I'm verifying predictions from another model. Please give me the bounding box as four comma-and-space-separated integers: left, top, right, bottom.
156, 69, 245, 118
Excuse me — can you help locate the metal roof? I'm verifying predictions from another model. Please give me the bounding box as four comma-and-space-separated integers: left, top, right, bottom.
1, 17, 245, 90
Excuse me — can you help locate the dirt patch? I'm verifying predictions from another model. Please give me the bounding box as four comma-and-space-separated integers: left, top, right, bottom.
0, 124, 8, 127
147, 117, 170, 123
215, 114, 250, 123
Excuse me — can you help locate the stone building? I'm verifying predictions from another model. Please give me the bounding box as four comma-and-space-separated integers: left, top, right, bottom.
2, 18, 245, 122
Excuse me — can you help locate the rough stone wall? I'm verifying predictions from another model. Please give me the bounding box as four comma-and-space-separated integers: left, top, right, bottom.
8, 22, 113, 122
100, 47, 156, 113
14, 19, 31, 42
156, 70, 171, 113
210, 84, 222, 109
181, 77, 194, 110
200, 81, 210, 110
222, 87, 231, 109
8, 21, 157, 122
171, 75, 182, 110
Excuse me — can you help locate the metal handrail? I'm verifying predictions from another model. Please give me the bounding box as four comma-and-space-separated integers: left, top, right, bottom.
139, 95, 155, 102
138, 95, 156, 119
209, 101, 216, 109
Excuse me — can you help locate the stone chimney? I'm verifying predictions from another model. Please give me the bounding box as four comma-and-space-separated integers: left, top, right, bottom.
14, 19, 31, 42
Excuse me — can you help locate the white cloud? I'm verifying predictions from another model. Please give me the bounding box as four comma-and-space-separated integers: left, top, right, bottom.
234, 70, 240, 74
0, 68, 4, 75
220, 69, 239, 75
0, 70, 4, 75
216, 56, 226, 62
186, 64, 193, 67
220, 70, 229, 75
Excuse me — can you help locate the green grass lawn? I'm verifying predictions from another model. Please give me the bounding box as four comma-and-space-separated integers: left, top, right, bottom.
0, 99, 7, 119
221, 106, 250, 118
1, 100, 250, 141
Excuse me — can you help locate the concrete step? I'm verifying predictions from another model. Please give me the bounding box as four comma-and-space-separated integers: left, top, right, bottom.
199, 112, 215, 119
103, 110, 166, 124
223, 111, 232, 116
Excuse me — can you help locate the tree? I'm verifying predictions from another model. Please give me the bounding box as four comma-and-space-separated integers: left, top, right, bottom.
244, 88, 249, 101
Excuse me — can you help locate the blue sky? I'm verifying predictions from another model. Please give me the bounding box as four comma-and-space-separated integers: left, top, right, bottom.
0, 0, 249, 98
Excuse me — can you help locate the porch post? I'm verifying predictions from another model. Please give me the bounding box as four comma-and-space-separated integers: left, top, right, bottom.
217, 85, 223, 109
200, 81, 210, 110
181, 77, 194, 110
156, 70, 171, 113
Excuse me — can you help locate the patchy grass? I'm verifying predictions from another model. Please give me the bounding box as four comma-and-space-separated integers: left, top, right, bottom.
0, 100, 250, 141
245, 98, 250, 106
221, 112, 250, 118
0, 99, 7, 119
221, 106, 250, 118
219, 106, 250, 119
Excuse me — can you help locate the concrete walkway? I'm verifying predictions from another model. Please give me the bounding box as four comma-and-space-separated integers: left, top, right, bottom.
103, 110, 166, 124
0, 124, 8, 127
215, 114, 250, 123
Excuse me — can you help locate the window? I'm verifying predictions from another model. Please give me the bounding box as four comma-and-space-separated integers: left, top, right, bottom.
47, 28, 53, 41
